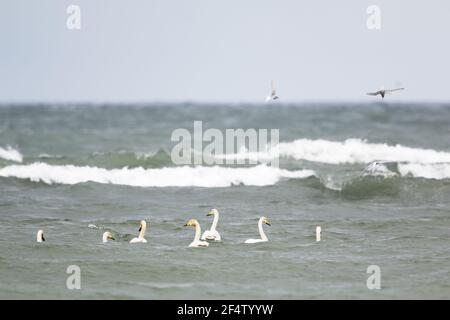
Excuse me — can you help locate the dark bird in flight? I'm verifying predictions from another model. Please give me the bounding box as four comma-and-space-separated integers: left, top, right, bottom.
366, 86, 405, 99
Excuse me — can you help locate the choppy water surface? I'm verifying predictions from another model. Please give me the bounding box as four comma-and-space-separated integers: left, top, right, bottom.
0, 103, 449, 299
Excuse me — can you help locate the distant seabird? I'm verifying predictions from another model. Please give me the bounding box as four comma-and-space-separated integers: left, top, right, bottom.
366, 86, 405, 99
265, 80, 279, 102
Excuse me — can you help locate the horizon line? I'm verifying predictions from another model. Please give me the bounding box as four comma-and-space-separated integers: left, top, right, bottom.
1, 99, 450, 106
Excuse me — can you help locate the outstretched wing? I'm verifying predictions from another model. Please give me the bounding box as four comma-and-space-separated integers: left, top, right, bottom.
366, 91, 379, 96
386, 87, 405, 94
271, 80, 277, 96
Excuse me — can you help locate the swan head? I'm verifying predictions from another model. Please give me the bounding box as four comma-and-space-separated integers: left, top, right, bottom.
36, 230, 45, 242
102, 231, 115, 243
207, 209, 219, 217
261, 217, 271, 226
184, 219, 199, 227
138, 220, 147, 232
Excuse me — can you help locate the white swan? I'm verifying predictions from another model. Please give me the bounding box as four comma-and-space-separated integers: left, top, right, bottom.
201, 209, 221, 241
244, 217, 271, 244
184, 219, 209, 247
130, 220, 147, 243
102, 231, 115, 243
316, 226, 321, 242
36, 229, 45, 243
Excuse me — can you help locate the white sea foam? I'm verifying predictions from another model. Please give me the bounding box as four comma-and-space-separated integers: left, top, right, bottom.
215, 139, 450, 165
398, 163, 450, 180
0, 163, 316, 187
0, 146, 23, 163
361, 161, 398, 178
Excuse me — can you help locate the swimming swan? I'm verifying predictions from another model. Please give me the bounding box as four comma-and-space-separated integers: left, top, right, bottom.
102, 231, 115, 243
201, 209, 221, 241
316, 226, 321, 242
130, 220, 147, 243
244, 217, 271, 244
36, 229, 45, 243
184, 219, 209, 247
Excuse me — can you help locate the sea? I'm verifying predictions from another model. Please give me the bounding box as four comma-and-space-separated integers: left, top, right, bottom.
0, 102, 449, 299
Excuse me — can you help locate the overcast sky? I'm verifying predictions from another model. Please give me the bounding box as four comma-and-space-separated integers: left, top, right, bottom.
1, 0, 449, 103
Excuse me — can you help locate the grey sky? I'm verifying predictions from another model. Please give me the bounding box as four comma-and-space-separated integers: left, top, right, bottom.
1, 0, 449, 103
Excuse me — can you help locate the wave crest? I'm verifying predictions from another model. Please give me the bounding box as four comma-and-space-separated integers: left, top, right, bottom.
0, 146, 23, 163
0, 163, 315, 188
217, 139, 450, 165
398, 163, 450, 180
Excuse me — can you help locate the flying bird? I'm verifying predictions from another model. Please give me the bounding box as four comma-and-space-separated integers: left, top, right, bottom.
366, 86, 405, 99
265, 80, 279, 102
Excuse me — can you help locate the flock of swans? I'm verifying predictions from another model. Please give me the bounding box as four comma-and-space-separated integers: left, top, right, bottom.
35, 209, 323, 248
32, 83, 403, 245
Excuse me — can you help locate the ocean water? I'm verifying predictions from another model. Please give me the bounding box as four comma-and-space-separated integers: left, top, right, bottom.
0, 103, 449, 299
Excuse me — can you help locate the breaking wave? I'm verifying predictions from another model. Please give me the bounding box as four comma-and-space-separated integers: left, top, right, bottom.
398, 163, 450, 180
0, 163, 316, 188
359, 161, 450, 181
0, 146, 23, 163
217, 138, 450, 165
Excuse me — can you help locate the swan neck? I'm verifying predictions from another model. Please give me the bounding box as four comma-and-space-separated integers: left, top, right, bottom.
258, 219, 267, 241
139, 224, 146, 239
210, 212, 219, 231
102, 233, 108, 243
194, 223, 201, 242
